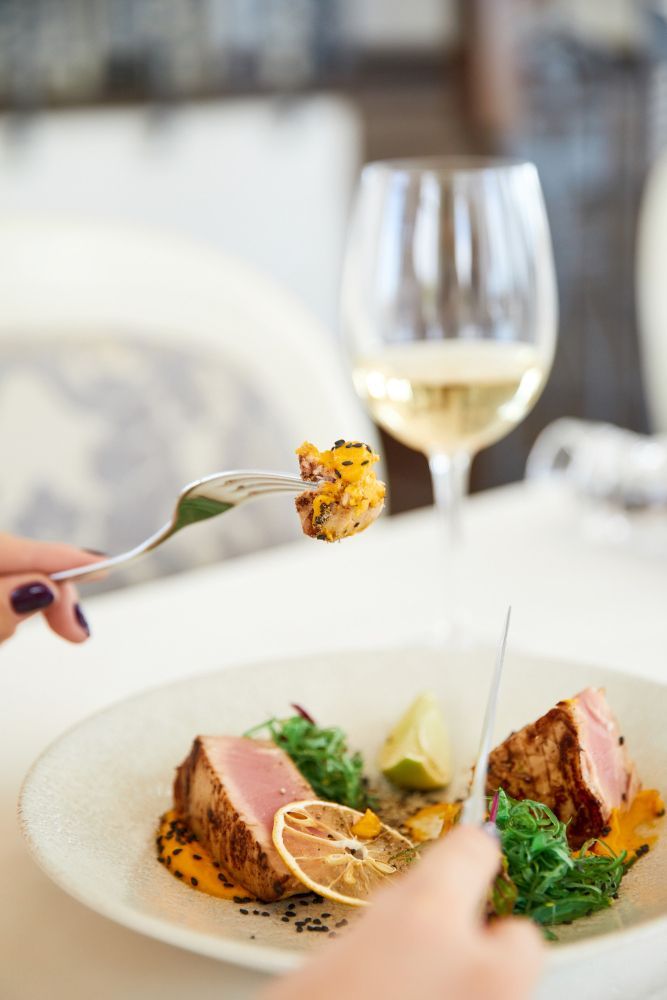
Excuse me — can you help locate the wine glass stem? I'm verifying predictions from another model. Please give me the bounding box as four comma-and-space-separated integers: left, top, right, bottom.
428, 451, 471, 548
428, 451, 471, 637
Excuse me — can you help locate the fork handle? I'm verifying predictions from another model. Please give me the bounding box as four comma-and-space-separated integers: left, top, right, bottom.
50, 522, 172, 583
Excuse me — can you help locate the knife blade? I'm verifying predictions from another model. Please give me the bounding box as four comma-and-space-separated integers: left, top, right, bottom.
459, 606, 511, 828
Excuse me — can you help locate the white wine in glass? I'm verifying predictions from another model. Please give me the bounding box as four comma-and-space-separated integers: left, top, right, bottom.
342, 158, 558, 639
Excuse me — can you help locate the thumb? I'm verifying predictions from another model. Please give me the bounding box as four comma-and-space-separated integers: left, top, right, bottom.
408, 825, 501, 924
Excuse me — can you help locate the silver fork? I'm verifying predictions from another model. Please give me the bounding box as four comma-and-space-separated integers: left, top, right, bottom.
50, 471, 321, 583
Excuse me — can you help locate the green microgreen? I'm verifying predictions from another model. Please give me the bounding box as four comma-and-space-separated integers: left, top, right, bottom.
493, 789, 629, 927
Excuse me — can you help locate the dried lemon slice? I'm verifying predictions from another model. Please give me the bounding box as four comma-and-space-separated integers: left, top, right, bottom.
272, 799, 415, 907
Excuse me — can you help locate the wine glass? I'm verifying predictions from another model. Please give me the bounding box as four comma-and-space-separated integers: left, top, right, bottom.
341, 157, 557, 640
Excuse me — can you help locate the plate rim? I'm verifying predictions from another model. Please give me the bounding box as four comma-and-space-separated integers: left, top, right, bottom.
18, 646, 667, 974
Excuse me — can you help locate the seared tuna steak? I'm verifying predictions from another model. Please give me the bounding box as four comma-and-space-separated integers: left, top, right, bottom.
174, 735, 314, 900
486, 688, 639, 846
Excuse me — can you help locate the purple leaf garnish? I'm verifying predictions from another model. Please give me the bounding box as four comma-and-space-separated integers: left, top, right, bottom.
291, 703, 316, 725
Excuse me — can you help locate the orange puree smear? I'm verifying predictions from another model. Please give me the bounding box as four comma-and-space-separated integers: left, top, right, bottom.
404, 802, 462, 843
595, 790, 665, 858
156, 810, 254, 901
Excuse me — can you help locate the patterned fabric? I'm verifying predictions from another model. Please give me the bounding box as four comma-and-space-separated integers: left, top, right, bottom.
0, 334, 301, 590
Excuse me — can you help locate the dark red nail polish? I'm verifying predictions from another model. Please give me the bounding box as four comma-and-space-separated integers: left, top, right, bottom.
11, 582, 55, 614
83, 548, 107, 557
74, 603, 90, 636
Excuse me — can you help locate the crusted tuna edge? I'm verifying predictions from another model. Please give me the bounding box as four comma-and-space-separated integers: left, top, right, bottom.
485, 701, 608, 848
173, 736, 306, 902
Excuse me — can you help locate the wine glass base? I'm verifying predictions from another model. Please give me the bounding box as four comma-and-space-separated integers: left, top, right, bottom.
422, 613, 482, 651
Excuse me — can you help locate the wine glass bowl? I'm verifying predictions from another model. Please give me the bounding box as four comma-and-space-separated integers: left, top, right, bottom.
343, 157, 557, 462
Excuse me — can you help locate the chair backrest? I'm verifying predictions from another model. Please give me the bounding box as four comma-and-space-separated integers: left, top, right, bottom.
0, 96, 362, 333
0, 217, 377, 587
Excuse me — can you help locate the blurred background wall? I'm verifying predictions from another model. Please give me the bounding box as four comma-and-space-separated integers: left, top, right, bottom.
0, 0, 664, 532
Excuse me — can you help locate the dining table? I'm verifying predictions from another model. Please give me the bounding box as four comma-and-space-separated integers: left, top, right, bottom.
3, 480, 667, 1000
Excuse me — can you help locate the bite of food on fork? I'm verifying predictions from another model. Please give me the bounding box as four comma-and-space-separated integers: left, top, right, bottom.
295, 439, 386, 542
49, 438, 385, 584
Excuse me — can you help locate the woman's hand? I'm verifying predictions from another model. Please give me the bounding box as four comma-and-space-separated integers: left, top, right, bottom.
263, 826, 544, 1000
0, 533, 102, 644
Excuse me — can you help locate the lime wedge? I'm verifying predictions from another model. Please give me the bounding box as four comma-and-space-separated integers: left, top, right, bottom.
378, 692, 451, 791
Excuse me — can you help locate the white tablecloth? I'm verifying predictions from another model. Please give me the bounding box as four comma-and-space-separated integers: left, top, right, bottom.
3, 482, 667, 999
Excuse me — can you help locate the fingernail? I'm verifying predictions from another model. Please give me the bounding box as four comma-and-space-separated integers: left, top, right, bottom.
74, 603, 90, 636
11, 582, 55, 614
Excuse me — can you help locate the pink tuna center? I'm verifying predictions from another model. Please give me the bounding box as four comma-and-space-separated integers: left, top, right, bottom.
574, 688, 637, 813
206, 737, 312, 835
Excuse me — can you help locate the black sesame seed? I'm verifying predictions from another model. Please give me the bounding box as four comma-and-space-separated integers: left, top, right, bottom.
157, 856, 165, 864
312, 918, 322, 925
341, 460, 353, 466
281, 917, 290, 923
333, 439, 345, 448
312, 895, 324, 904
361, 460, 369, 466
317, 533, 327, 540
619, 736, 625, 745
365, 444, 372, 452
297, 926, 303, 933
174, 871, 184, 879
253, 910, 260, 916
300, 899, 309, 906
335, 919, 348, 928
172, 848, 182, 855
261, 911, 270, 917
287, 902, 296, 910
192, 854, 202, 861
334, 469, 342, 478
250, 935, 256, 940
321, 913, 331, 918
166, 831, 174, 840
213, 861, 221, 869
240, 909, 249, 915
191, 877, 198, 887
166, 857, 172, 867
